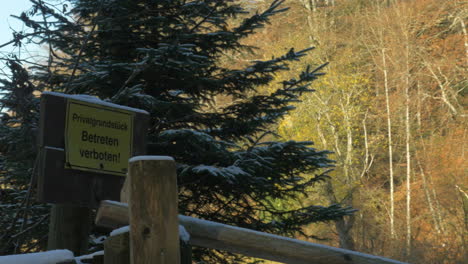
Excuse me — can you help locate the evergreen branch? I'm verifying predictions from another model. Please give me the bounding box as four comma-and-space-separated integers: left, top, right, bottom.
234, 0, 289, 36
11, 214, 49, 240
188, 2, 221, 33
0, 32, 46, 49
64, 22, 98, 93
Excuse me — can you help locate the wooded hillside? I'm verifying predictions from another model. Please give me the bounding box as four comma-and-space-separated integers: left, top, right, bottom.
244, 0, 466, 263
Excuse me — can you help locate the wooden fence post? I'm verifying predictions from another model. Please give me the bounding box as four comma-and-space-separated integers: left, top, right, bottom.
128, 156, 180, 264
180, 238, 192, 264
48, 204, 91, 255
104, 232, 130, 264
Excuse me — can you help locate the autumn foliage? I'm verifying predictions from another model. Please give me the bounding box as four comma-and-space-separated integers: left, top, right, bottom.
243, 0, 466, 263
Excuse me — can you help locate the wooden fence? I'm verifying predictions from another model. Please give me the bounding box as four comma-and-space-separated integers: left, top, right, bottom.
95, 156, 408, 264
0, 156, 409, 264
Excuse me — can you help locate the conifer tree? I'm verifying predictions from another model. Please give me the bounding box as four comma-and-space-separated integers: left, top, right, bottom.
0, 0, 354, 261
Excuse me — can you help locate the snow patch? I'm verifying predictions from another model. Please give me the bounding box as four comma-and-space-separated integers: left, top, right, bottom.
160, 129, 212, 139
110, 225, 130, 236
224, 165, 248, 175
179, 225, 190, 242
44, 146, 65, 151
0, 250, 74, 264
91, 235, 107, 244
129, 155, 174, 163
42, 91, 149, 114
192, 165, 250, 181
75, 250, 104, 264
192, 165, 219, 174
103, 200, 128, 207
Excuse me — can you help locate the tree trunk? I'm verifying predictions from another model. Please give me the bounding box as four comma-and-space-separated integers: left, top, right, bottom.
47, 205, 92, 256
417, 159, 441, 234
311, 0, 317, 12
455, 185, 468, 261
325, 181, 355, 250
382, 48, 395, 238
299, 0, 319, 44
341, 99, 354, 183
404, 36, 412, 258
360, 111, 373, 178
454, 16, 468, 66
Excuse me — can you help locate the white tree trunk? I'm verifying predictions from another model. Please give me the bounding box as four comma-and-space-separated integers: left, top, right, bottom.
424, 62, 459, 116
311, 0, 317, 12
360, 111, 373, 178
453, 16, 468, 66
417, 159, 441, 234
382, 48, 396, 238
340, 99, 354, 183
297, 0, 319, 44
404, 38, 412, 257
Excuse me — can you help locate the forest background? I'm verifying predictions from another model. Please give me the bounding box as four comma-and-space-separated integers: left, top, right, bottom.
0, 0, 466, 263
245, 0, 466, 263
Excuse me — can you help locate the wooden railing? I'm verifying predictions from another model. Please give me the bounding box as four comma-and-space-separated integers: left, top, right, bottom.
95, 156, 408, 264
0, 156, 408, 264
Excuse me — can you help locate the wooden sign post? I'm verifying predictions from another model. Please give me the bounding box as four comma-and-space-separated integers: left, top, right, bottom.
37, 92, 149, 255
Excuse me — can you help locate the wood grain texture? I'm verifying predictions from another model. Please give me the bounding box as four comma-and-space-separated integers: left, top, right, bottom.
96, 201, 408, 264
96, 201, 129, 229
96, 200, 128, 229
104, 232, 130, 264
47, 204, 91, 255
120, 177, 129, 204
128, 158, 180, 264
39, 147, 124, 207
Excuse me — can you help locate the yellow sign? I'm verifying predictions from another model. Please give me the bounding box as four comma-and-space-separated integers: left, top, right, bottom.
65, 99, 133, 176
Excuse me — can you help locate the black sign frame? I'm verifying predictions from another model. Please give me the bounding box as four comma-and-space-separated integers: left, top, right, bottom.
37, 92, 149, 207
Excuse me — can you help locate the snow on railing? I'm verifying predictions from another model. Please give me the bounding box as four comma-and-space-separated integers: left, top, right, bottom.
95, 156, 409, 264
1, 156, 409, 264
0, 250, 74, 264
